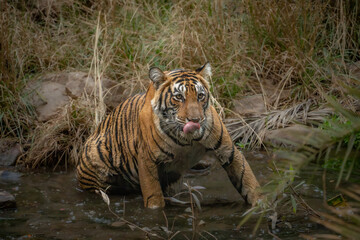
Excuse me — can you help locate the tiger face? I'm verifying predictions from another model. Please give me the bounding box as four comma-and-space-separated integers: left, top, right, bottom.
149, 63, 212, 142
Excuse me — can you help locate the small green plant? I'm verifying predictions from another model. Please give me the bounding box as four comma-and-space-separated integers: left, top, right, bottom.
322, 115, 360, 149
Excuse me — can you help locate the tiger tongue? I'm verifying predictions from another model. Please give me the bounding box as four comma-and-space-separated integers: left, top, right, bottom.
183, 121, 200, 134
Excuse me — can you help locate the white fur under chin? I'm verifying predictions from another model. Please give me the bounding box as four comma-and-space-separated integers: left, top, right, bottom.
180, 127, 203, 140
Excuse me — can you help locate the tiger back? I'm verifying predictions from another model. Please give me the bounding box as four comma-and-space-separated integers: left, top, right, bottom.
77, 63, 260, 209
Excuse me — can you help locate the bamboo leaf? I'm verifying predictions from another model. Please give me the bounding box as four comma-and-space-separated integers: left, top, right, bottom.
191, 193, 202, 211
99, 190, 110, 206
336, 134, 355, 187
291, 195, 297, 214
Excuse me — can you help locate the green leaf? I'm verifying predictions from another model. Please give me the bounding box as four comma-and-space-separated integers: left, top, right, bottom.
290, 195, 297, 214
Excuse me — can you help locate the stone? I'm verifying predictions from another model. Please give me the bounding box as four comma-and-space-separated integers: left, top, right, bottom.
185, 161, 242, 205
189, 153, 216, 173
24, 72, 126, 122
0, 139, 22, 166
0, 171, 22, 183
0, 190, 16, 209
264, 125, 315, 147
233, 94, 266, 117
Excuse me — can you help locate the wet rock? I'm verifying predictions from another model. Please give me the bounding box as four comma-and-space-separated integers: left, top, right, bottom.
0, 190, 16, 209
0, 171, 22, 183
25, 72, 126, 122
184, 161, 242, 205
233, 94, 266, 117
0, 139, 22, 166
189, 153, 216, 173
264, 125, 315, 147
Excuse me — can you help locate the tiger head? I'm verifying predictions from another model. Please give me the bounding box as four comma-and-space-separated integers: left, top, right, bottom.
149, 63, 212, 141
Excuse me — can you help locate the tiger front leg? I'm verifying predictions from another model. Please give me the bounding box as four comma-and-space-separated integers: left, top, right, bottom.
222, 149, 260, 206
203, 107, 260, 206
138, 153, 165, 209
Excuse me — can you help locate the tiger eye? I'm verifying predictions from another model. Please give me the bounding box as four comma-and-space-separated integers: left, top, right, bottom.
198, 93, 205, 101
174, 94, 183, 101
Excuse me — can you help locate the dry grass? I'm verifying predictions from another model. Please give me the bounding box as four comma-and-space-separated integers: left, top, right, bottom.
17, 98, 95, 169
225, 101, 334, 149
243, 0, 360, 106
0, 0, 359, 168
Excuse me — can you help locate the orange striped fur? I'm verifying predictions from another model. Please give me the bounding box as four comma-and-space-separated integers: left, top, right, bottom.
77, 63, 260, 208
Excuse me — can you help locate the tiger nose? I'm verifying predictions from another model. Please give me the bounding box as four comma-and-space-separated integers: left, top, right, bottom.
187, 117, 200, 123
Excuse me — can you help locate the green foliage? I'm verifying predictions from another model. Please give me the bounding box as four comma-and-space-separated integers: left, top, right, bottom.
236, 142, 248, 149
321, 115, 360, 149
322, 156, 360, 173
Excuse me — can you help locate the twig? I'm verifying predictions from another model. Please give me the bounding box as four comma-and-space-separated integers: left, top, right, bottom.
267, 224, 282, 240
289, 185, 321, 218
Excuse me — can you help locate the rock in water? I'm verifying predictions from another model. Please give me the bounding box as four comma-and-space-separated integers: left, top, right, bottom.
0, 190, 16, 209
0, 139, 22, 166
0, 170, 22, 183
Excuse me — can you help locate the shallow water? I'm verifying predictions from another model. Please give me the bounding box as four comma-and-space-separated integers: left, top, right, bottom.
0, 152, 336, 239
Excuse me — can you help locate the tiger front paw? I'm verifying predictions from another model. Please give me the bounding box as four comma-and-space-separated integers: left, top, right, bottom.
145, 194, 165, 209
246, 189, 261, 207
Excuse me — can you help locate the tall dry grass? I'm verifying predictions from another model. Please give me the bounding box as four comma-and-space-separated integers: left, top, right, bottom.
1, 0, 359, 168
244, 0, 360, 107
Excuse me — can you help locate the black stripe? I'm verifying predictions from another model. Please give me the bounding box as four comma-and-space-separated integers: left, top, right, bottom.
79, 184, 98, 191
78, 160, 97, 179
81, 145, 99, 177
106, 131, 122, 175
97, 141, 112, 169
114, 102, 124, 146
222, 145, 235, 168
206, 115, 223, 151
238, 159, 245, 193
124, 160, 139, 185
178, 74, 194, 78
79, 174, 98, 185
132, 95, 142, 156
102, 115, 112, 134
78, 163, 103, 190
158, 89, 164, 109
168, 69, 184, 76
188, 76, 199, 82
124, 96, 140, 182
203, 96, 209, 109
139, 94, 146, 109
124, 96, 136, 155
151, 127, 174, 159
119, 162, 133, 184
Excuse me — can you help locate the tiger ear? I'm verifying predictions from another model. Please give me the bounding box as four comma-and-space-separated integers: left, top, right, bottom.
195, 62, 212, 81
149, 67, 165, 89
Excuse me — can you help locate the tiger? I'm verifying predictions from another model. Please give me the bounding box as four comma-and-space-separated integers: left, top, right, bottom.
76, 63, 260, 209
